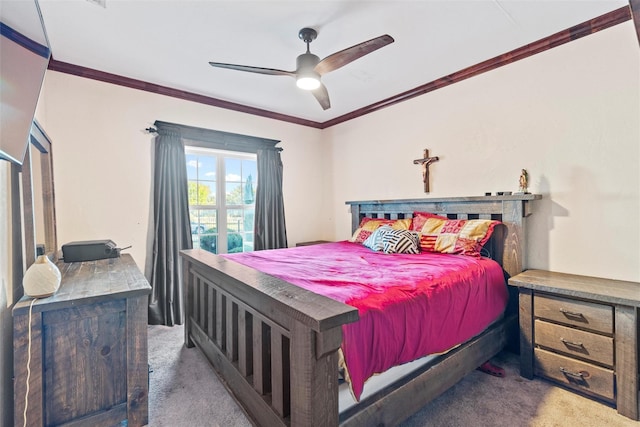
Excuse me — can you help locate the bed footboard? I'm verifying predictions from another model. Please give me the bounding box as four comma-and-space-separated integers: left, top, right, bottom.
181, 249, 359, 427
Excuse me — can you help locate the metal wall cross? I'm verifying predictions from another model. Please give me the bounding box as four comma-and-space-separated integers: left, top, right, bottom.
413, 149, 439, 193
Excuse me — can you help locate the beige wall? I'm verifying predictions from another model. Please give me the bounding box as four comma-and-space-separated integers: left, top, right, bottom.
37, 73, 328, 274
325, 22, 640, 281
36, 20, 640, 283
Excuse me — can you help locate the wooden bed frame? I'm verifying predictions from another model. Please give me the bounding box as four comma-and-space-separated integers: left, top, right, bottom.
181, 194, 540, 426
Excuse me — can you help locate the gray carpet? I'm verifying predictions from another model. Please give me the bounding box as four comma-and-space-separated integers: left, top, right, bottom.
147, 325, 637, 426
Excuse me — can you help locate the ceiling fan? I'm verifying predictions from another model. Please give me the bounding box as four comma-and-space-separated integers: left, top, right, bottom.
209, 28, 394, 110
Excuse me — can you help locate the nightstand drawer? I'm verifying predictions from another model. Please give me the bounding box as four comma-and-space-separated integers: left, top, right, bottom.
534, 319, 614, 367
534, 348, 614, 401
534, 294, 613, 334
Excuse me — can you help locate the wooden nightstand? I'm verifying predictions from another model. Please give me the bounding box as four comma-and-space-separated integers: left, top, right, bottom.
508, 270, 640, 420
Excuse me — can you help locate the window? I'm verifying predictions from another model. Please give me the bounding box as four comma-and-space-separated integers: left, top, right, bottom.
186, 147, 257, 254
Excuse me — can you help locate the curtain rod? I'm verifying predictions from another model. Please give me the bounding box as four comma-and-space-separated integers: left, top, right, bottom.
144, 126, 283, 152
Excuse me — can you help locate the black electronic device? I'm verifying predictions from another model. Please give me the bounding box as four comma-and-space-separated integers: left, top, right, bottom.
62, 240, 122, 263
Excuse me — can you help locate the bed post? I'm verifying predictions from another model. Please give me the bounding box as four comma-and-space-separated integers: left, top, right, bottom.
290, 323, 342, 426
499, 199, 531, 278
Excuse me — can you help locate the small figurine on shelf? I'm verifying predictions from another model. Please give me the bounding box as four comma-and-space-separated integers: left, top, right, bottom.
517, 169, 529, 194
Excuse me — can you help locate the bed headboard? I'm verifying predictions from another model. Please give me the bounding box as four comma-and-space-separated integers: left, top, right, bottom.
345, 195, 541, 278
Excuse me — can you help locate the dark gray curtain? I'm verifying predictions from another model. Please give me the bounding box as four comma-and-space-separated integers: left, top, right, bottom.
148, 131, 193, 325
254, 148, 288, 250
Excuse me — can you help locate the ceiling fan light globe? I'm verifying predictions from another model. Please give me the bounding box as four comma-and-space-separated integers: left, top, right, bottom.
296, 76, 321, 90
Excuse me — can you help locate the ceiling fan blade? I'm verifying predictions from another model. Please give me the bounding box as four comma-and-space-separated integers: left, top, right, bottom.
209, 62, 295, 77
314, 34, 394, 75
311, 83, 331, 110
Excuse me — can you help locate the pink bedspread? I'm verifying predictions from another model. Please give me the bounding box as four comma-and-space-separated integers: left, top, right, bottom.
222, 241, 508, 400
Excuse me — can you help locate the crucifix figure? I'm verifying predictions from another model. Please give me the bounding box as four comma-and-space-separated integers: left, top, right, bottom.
413, 149, 439, 193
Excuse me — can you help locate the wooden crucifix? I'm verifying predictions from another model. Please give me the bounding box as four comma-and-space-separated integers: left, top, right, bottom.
413, 149, 439, 193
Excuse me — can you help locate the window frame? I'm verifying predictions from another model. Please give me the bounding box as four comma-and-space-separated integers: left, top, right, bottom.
186, 146, 256, 254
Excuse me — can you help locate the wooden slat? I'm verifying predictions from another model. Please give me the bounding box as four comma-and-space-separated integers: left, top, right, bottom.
252, 317, 267, 395
238, 308, 253, 377
226, 299, 238, 361
192, 276, 199, 327
282, 337, 290, 418
199, 279, 206, 331
216, 291, 224, 349
207, 286, 215, 340
271, 331, 286, 417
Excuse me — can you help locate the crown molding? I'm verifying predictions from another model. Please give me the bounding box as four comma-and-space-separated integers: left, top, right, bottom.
47, 6, 631, 130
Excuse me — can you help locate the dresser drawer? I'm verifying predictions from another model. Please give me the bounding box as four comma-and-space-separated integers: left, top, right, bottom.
534, 319, 614, 367
534, 294, 613, 334
534, 348, 614, 401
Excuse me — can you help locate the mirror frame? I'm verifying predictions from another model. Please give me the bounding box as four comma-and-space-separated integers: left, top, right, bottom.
21, 119, 57, 267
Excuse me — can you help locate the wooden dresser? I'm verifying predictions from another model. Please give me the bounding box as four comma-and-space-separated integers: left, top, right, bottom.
13, 254, 151, 427
508, 270, 640, 420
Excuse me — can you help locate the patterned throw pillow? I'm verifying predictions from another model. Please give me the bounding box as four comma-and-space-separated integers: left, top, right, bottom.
363, 226, 420, 254
362, 225, 389, 251
410, 211, 448, 232
413, 216, 499, 257
350, 217, 412, 244
382, 228, 420, 254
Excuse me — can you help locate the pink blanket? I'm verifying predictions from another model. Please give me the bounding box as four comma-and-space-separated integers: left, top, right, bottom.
223, 241, 508, 400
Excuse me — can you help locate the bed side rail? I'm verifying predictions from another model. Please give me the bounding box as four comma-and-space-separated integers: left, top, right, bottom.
181, 249, 358, 427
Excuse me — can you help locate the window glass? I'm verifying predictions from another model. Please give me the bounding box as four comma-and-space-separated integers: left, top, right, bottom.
186, 147, 256, 254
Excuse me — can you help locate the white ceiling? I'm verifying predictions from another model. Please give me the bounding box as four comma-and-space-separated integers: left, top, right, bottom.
34, 0, 628, 124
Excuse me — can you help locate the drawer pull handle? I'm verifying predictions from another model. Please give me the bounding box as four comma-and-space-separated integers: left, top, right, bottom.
560, 338, 584, 348
559, 308, 585, 319
560, 367, 588, 380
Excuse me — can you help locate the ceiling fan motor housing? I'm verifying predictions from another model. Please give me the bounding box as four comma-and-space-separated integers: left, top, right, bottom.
297, 53, 320, 73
